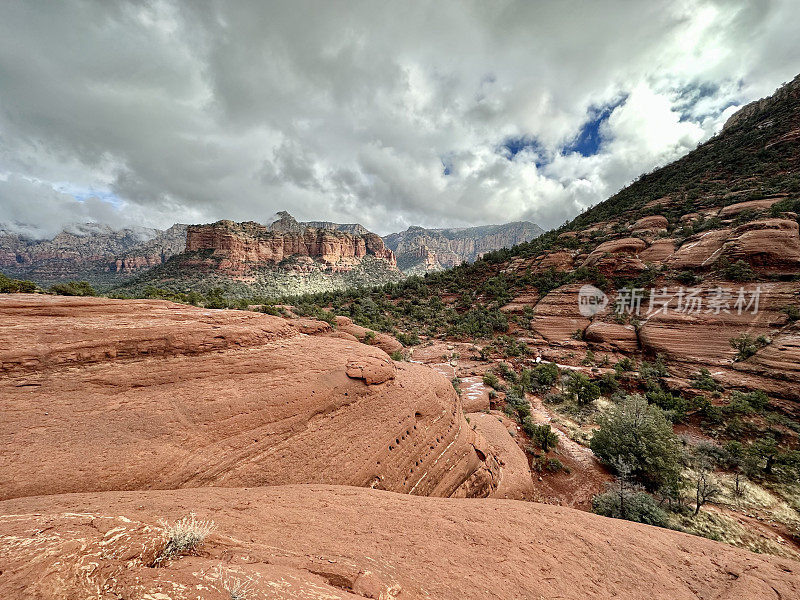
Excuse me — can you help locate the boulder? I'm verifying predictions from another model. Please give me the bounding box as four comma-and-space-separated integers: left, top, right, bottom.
335, 315, 404, 354
467, 412, 536, 500
717, 198, 781, 218
631, 215, 668, 233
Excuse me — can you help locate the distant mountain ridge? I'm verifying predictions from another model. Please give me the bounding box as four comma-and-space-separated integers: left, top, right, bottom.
0, 223, 187, 287
383, 221, 545, 274
1, 212, 545, 287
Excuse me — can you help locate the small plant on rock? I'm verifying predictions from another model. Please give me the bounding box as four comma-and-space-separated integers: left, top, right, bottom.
730, 333, 770, 361
152, 513, 215, 566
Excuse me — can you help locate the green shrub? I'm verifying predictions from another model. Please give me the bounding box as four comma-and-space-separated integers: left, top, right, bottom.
646, 387, 688, 423
49, 280, 96, 296
520, 362, 560, 392
505, 395, 531, 422
482, 372, 503, 391
614, 357, 635, 373
690, 368, 722, 392
590, 394, 682, 491
639, 356, 669, 379
0, 272, 37, 293
592, 490, 670, 527
721, 259, 757, 282
526, 422, 559, 452
730, 334, 769, 361
726, 390, 769, 414
564, 371, 601, 405
544, 392, 566, 404
782, 305, 800, 323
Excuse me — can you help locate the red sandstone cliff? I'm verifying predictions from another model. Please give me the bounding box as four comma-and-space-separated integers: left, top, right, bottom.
185, 219, 397, 273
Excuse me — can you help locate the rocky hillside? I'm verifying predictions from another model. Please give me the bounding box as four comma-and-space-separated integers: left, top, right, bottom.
384, 221, 545, 273
0, 222, 187, 287
116, 215, 402, 298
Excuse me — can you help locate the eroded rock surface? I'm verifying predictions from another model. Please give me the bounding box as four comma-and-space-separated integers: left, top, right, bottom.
0, 295, 498, 500
0, 485, 796, 600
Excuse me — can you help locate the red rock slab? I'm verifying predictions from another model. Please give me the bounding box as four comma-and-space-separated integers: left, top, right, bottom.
631, 214, 668, 232
584, 321, 639, 352
637, 282, 798, 366
0, 294, 298, 374
0, 295, 500, 501
723, 218, 800, 274
467, 411, 536, 500
501, 290, 540, 314
717, 198, 782, 218
668, 228, 731, 269
0, 485, 797, 600
640, 238, 677, 263
528, 250, 575, 273
583, 237, 648, 267
335, 315, 403, 354
530, 283, 595, 343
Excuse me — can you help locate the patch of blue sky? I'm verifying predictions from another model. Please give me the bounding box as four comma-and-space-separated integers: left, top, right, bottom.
55, 183, 122, 206
562, 96, 627, 157
498, 136, 548, 168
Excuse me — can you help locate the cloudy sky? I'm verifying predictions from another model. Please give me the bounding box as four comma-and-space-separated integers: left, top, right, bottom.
0, 0, 799, 238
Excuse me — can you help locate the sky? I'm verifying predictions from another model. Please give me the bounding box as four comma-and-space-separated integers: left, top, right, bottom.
0, 1, 799, 238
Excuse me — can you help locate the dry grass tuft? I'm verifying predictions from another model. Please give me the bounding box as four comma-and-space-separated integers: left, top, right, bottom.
151, 513, 215, 566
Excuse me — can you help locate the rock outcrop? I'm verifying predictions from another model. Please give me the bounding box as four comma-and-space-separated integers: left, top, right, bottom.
185, 218, 397, 274
384, 221, 544, 273
0, 295, 498, 500
0, 485, 796, 600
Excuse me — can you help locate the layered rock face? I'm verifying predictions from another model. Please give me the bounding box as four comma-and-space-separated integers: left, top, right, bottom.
186, 218, 397, 274
384, 221, 544, 273
0, 295, 496, 500
0, 223, 187, 284
1, 485, 796, 600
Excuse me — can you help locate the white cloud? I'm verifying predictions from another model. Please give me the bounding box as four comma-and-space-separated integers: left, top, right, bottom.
0, 0, 798, 238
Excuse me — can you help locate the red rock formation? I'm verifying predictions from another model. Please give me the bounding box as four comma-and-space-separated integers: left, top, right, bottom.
0, 295, 498, 500
668, 228, 731, 269
583, 238, 648, 276
717, 198, 782, 218
584, 321, 639, 352
185, 219, 397, 273
334, 315, 404, 354
639, 238, 677, 263
631, 214, 668, 234
667, 219, 800, 274
722, 218, 800, 274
